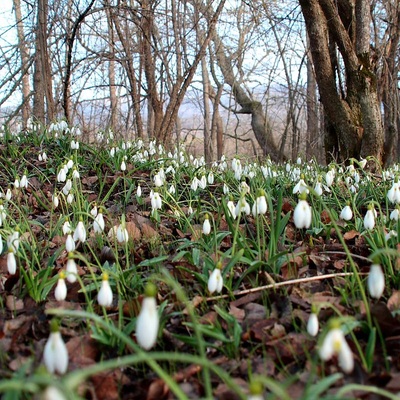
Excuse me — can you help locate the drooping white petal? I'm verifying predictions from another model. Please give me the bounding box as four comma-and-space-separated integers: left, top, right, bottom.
136, 297, 159, 350
43, 332, 69, 374
367, 264, 385, 299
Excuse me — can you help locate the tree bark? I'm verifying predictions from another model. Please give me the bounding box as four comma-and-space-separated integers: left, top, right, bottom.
299, 0, 384, 164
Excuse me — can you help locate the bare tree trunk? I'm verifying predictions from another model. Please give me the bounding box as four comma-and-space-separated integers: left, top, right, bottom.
306, 46, 319, 160
299, 0, 384, 164
201, 53, 213, 163
13, 0, 31, 129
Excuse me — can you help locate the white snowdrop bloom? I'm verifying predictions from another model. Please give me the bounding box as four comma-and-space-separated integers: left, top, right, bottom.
151, 192, 162, 210
110, 147, 116, 157
57, 168, 66, 183
169, 185, 176, 195
0, 205, 6, 226
7, 230, 20, 253
190, 177, 199, 191
208, 265, 223, 294
385, 230, 397, 241
14, 178, 20, 189
116, 223, 129, 243
207, 172, 214, 184
340, 205, 353, 221
240, 181, 250, 195
319, 324, 354, 373
51, 194, 59, 208
0, 235, 3, 254
252, 194, 268, 216
136, 285, 159, 350
390, 208, 399, 221
199, 175, 207, 190
325, 170, 335, 187
72, 168, 80, 180
66, 254, 78, 283
120, 160, 127, 172
20, 174, 28, 189
353, 171, 360, 184
97, 273, 113, 307
235, 198, 251, 216
223, 183, 229, 195
54, 272, 67, 301
5, 188, 12, 201
154, 173, 164, 187
349, 184, 357, 194
363, 206, 376, 230
93, 212, 105, 233
359, 158, 367, 169
285, 162, 291, 173
368, 264, 385, 299
66, 193, 74, 204
90, 205, 98, 217
314, 181, 323, 196
387, 181, 400, 204
42, 385, 67, 400
65, 234, 75, 252
293, 198, 312, 229
345, 176, 353, 186
296, 157, 302, 165
62, 220, 72, 235
136, 184, 142, 198
203, 216, 211, 235
66, 159, 74, 170
43, 322, 69, 375
307, 313, 319, 337
62, 179, 72, 195
293, 178, 309, 194
73, 220, 86, 243
187, 206, 194, 215
7, 250, 17, 275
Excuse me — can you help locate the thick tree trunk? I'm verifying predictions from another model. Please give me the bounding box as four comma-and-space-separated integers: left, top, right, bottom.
299, 0, 384, 164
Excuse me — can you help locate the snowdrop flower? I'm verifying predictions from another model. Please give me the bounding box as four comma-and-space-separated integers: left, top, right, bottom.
363, 204, 376, 230
14, 177, 20, 189
293, 177, 309, 194
240, 181, 250, 195
5, 188, 12, 201
0, 205, 6, 226
7, 249, 17, 275
319, 320, 354, 373
66, 253, 78, 283
293, 195, 312, 229
0, 235, 3, 254
65, 234, 75, 252
223, 183, 229, 195
72, 168, 80, 180
151, 192, 162, 210
62, 219, 72, 235
208, 262, 223, 294
359, 157, 367, 169
97, 272, 113, 307
42, 385, 67, 400
57, 167, 67, 183
387, 180, 400, 204
190, 177, 199, 191
70, 140, 79, 150
203, 215, 211, 235
340, 204, 353, 221
226, 199, 237, 219
307, 309, 319, 337
136, 184, 142, 198
7, 230, 20, 253
121, 160, 127, 172
235, 197, 251, 216
20, 173, 28, 189
385, 230, 397, 241
43, 319, 69, 374
207, 172, 214, 184
52, 194, 59, 208
93, 211, 105, 233
187, 205, 194, 215
367, 263, 385, 299
62, 179, 72, 195
54, 271, 67, 301
252, 190, 268, 216
314, 179, 323, 196
154, 173, 163, 187
136, 283, 159, 350
66, 193, 74, 204
73, 219, 86, 243
66, 159, 74, 170
390, 207, 400, 221
116, 221, 129, 243
325, 169, 335, 187
168, 185, 176, 195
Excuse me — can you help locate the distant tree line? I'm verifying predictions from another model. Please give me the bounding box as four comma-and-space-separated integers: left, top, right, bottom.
1, 0, 399, 165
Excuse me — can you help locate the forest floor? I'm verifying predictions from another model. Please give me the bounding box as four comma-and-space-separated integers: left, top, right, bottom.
1, 128, 400, 400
